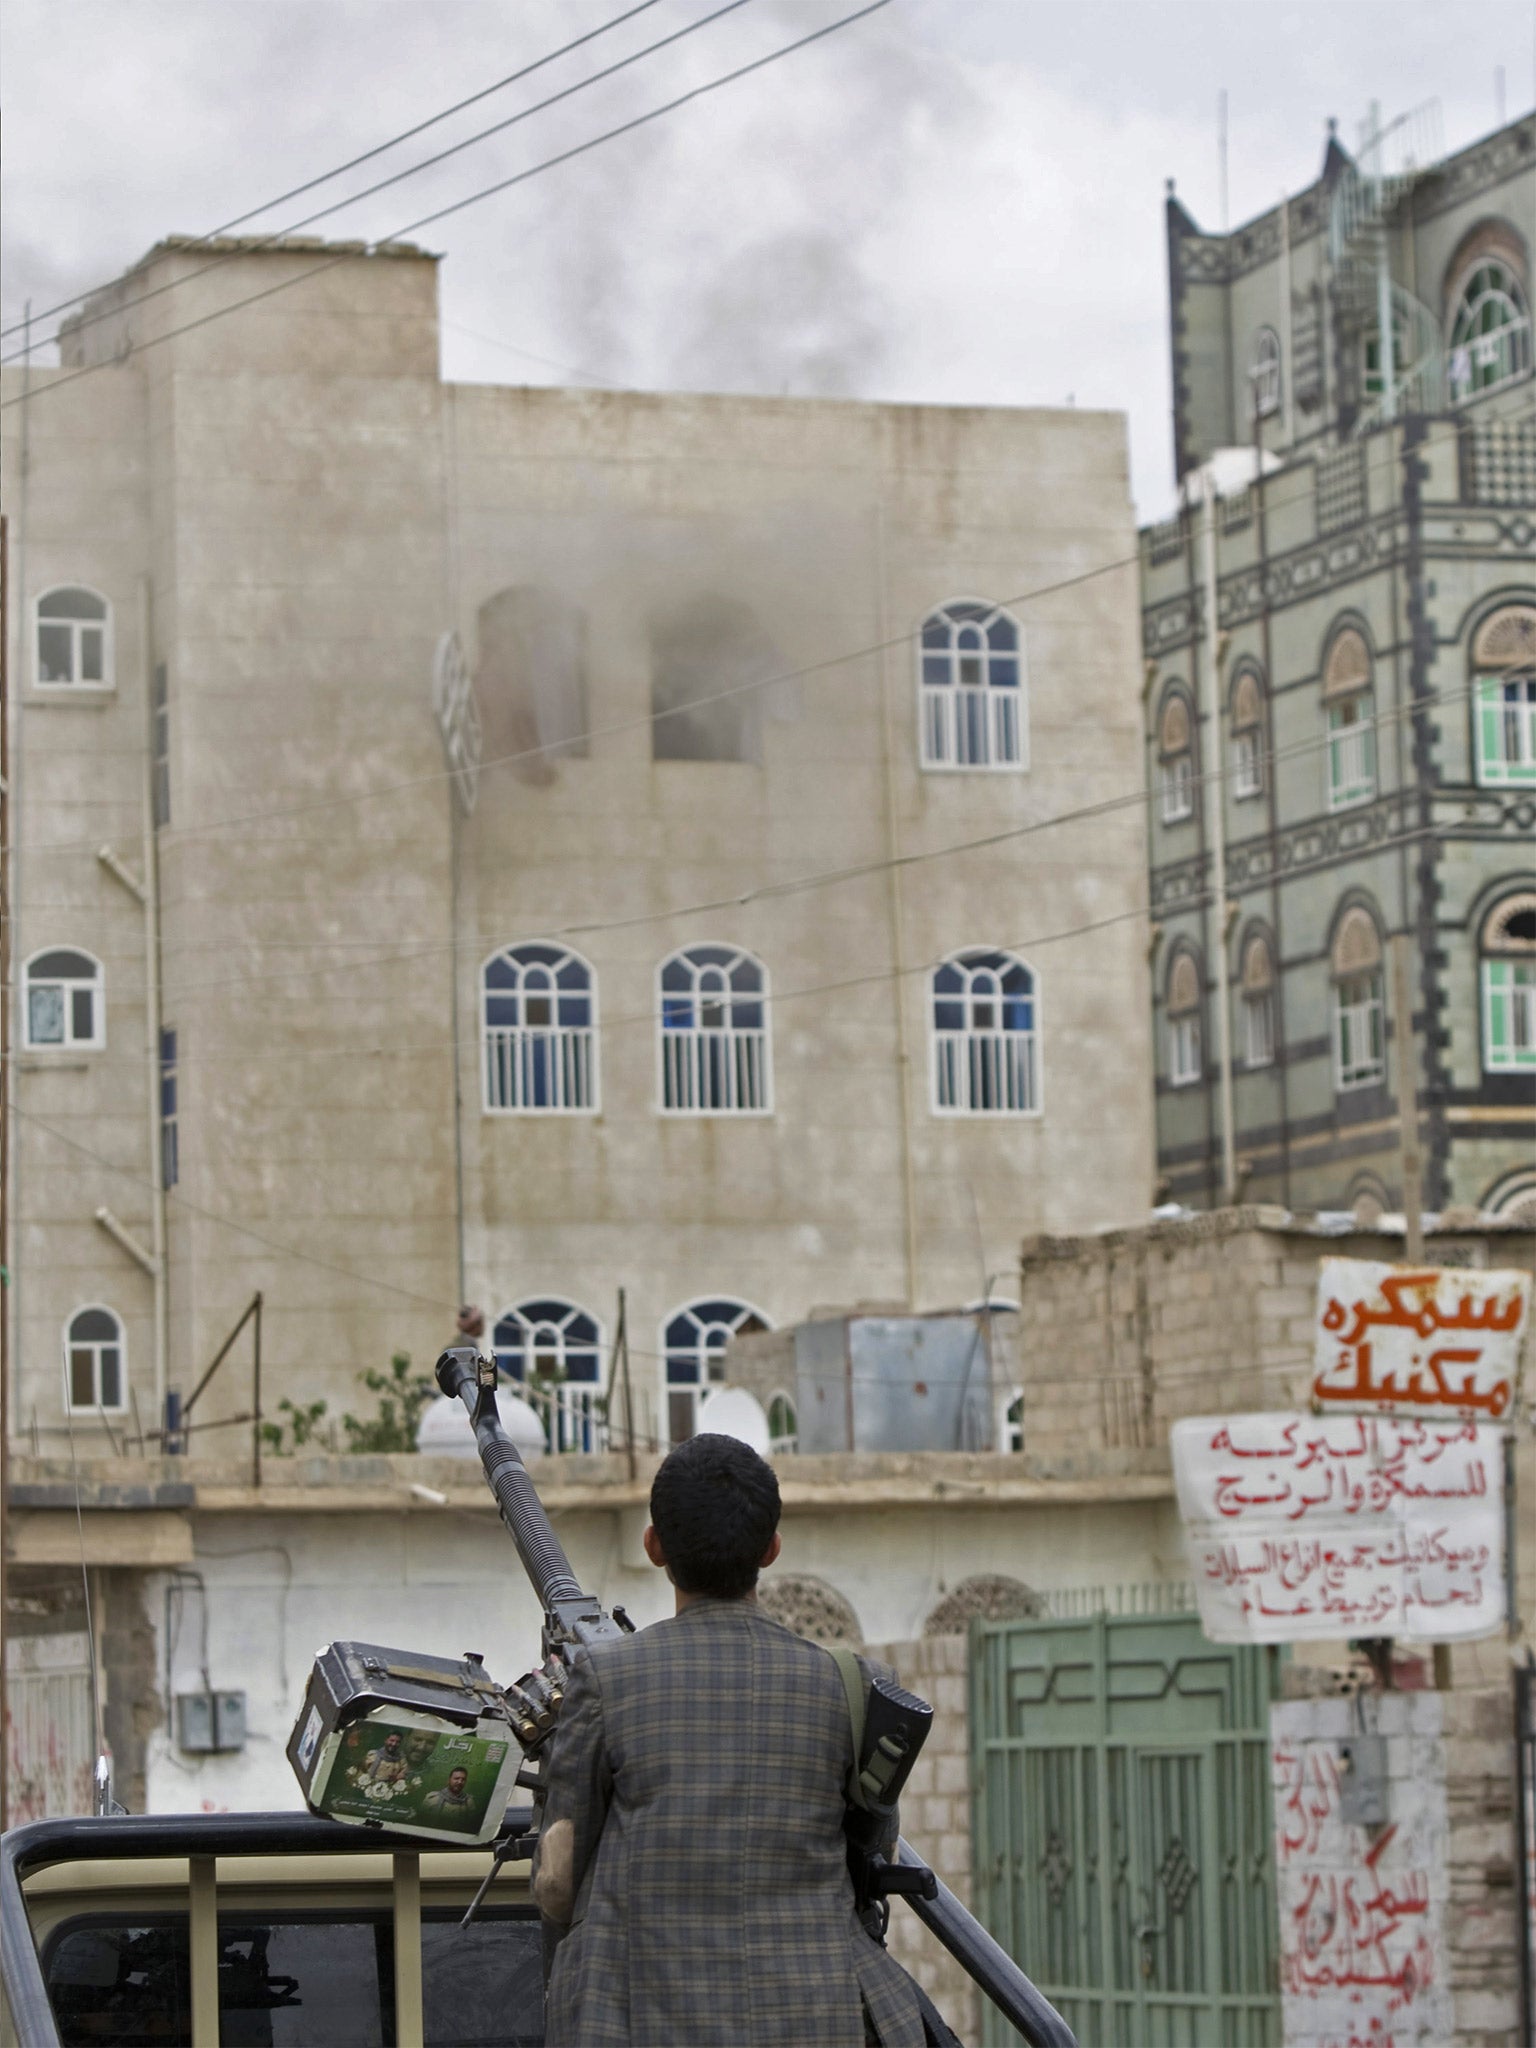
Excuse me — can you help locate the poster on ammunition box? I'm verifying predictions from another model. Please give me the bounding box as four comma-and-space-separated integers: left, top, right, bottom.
319, 1717, 510, 1835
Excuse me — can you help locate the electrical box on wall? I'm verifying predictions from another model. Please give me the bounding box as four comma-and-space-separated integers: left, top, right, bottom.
176, 1690, 247, 1754
1337, 1733, 1388, 1826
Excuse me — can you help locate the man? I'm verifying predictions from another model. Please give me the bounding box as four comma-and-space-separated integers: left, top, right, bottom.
532, 1433, 936, 2048
422, 1765, 475, 1824
359, 1731, 408, 1785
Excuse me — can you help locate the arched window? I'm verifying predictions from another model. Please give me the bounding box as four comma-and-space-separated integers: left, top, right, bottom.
493, 1298, 605, 1454
24, 948, 103, 1049
658, 945, 770, 1113
931, 950, 1039, 1115
1447, 257, 1532, 404
482, 943, 596, 1112
766, 1391, 798, 1455
1157, 691, 1195, 822
1239, 932, 1276, 1070
662, 1298, 770, 1444
65, 1306, 125, 1413
1472, 604, 1536, 787
919, 601, 1026, 769
1250, 327, 1282, 418
1322, 627, 1375, 810
1331, 907, 1385, 1089
35, 587, 110, 689
1480, 891, 1536, 1074
1230, 668, 1265, 800
1166, 949, 1203, 1087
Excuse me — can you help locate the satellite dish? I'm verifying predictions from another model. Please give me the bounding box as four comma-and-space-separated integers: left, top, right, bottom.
416, 1386, 547, 1460
697, 1387, 770, 1456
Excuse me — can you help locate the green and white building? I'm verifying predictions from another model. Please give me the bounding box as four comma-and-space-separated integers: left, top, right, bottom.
1141, 107, 1536, 1217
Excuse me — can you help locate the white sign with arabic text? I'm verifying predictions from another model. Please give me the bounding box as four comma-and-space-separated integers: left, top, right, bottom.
1311, 1258, 1529, 1423
1172, 1412, 1504, 1645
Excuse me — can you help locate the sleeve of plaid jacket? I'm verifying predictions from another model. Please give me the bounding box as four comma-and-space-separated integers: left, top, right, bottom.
532, 1646, 613, 1930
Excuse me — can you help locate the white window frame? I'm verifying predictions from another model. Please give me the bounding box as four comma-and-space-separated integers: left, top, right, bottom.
1250, 327, 1282, 418
918, 600, 1028, 772
492, 1297, 607, 1453
1482, 958, 1536, 1072
1474, 673, 1536, 787
1160, 751, 1194, 822
1242, 987, 1275, 1069
23, 948, 104, 1051
1446, 257, 1533, 405
766, 1390, 798, 1455
482, 943, 598, 1115
657, 945, 772, 1115
1326, 693, 1376, 811
660, 1297, 772, 1445
34, 586, 113, 692
930, 949, 1041, 1117
1232, 726, 1263, 800
1333, 970, 1385, 1089
63, 1305, 127, 1415
1168, 1011, 1202, 1087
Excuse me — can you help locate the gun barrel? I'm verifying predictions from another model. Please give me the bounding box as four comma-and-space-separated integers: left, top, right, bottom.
892, 1841, 1076, 2048
436, 1348, 583, 1612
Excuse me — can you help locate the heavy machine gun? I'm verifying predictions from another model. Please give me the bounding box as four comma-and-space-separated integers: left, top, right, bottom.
291, 1344, 1075, 2046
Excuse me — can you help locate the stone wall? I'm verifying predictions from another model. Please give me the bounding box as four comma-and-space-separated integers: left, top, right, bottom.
865, 1633, 981, 2048
1015, 1207, 1536, 1472
1443, 1686, 1523, 2048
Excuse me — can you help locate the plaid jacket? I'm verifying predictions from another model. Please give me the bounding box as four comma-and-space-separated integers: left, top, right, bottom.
534, 1598, 929, 2048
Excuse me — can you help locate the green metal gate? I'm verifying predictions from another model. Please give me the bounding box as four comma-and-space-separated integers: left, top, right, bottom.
971, 1613, 1281, 2047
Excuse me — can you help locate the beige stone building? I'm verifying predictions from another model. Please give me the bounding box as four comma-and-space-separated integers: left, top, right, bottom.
1, 233, 1152, 1459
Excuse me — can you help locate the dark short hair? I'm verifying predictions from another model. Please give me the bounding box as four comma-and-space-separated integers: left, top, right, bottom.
650, 1434, 781, 1599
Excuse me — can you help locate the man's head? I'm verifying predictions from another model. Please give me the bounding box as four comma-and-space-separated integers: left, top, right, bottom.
381, 1733, 401, 1753
645, 1433, 781, 1599
447, 1767, 468, 1794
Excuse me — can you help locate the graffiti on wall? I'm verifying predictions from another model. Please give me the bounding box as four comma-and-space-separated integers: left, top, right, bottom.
1272, 1696, 1451, 2048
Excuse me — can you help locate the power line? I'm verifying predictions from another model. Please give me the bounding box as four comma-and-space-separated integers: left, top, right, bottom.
0, 0, 890, 415
6, 0, 760, 370
0, 0, 672, 344
5, 404, 1505, 868
5, 682, 1487, 1009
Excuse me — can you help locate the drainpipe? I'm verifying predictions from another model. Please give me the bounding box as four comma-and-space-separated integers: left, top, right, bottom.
139, 580, 169, 1427
1200, 477, 1237, 1206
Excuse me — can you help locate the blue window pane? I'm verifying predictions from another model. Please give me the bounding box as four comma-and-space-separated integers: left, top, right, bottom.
516, 944, 563, 968
949, 602, 988, 623
566, 1355, 600, 1383
988, 659, 1019, 688
485, 995, 518, 1027
922, 655, 952, 688
1000, 965, 1031, 996
662, 996, 694, 1030
161, 1028, 177, 1063
661, 959, 691, 992
527, 1042, 552, 1106
161, 1075, 176, 1116
957, 626, 983, 650
987, 618, 1018, 651
689, 945, 734, 969
731, 1000, 763, 1029
558, 995, 591, 1027
485, 956, 518, 990
935, 999, 965, 1030
921, 621, 949, 650
934, 963, 963, 994
557, 961, 590, 990
566, 1314, 599, 1346
729, 960, 763, 993
1002, 997, 1033, 1031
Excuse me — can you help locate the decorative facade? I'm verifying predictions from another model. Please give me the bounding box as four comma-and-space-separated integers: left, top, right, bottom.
1143, 110, 1536, 1215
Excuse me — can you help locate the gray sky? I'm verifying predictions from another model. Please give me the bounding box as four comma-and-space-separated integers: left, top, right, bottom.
3, 0, 1532, 516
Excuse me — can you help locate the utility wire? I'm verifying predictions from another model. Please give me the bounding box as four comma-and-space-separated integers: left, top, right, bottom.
4, 682, 1485, 1008
0, 0, 671, 343
0, 0, 890, 415
5, 0, 760, 369
5, 403, 1508, 866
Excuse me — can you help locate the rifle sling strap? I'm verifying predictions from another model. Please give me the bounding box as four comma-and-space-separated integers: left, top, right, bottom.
829, 1647, 870, 1812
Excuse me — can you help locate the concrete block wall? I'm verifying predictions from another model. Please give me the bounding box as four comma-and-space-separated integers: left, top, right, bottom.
866, 1633, 981, 2048
1442, 1686, 1522, 2048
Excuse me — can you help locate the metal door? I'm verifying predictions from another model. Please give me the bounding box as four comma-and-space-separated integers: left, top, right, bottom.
972, 1612, 1280, 2046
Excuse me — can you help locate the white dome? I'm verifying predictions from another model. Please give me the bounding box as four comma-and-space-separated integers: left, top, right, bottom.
416, 1387, 547, 1460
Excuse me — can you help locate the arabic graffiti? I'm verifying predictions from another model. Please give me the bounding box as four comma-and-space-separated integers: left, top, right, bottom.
1312, 1259, 1530, 1422
1171, 1414, 1504, 1645
1273, 1696, 1451, 2048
